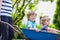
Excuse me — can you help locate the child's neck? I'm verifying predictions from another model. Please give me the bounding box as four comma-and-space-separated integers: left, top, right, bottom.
42, 24, 48, 26
28, 19, 35, 22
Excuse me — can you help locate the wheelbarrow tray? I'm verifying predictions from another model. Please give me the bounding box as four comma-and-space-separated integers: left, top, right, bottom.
21, 28, 60, 40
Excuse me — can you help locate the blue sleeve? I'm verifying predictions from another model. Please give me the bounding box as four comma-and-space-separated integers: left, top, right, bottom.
26, 21, 32, 29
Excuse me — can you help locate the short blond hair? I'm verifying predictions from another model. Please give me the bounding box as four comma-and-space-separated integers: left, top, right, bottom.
27, 11, 37, 18
41, 16, 50, 21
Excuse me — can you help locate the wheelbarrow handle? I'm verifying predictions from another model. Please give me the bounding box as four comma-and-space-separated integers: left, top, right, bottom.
0, 21, 26, 38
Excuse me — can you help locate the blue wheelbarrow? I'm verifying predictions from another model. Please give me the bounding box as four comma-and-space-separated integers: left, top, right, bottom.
0, 21, 60, 40
21, 28, 60, 40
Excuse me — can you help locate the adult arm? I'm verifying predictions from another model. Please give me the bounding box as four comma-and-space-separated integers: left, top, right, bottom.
0, 0, 2, 12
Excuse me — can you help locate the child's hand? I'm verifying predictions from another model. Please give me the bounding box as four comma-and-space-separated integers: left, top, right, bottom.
35, 29, 40, 32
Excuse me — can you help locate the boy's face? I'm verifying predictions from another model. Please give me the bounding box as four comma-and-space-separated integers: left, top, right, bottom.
42, 20, 50, 25
29, 15, 36, 22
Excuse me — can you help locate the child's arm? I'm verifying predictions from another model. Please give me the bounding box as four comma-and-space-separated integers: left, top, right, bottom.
0, 0, 2, 12
28, 27, 39, 32
46, 27, 60, 33
27, 22, 39, 32
28, 26, 36, 30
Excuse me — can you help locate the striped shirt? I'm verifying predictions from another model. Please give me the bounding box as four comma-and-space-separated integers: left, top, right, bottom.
0, 0, 12, 17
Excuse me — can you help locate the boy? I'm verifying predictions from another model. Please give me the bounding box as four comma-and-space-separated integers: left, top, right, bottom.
0, 0, 14, 40
41, 16, 60, 33
26, 11, 39, 32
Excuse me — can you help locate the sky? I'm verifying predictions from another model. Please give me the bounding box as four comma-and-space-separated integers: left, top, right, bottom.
22, 0, 56, 24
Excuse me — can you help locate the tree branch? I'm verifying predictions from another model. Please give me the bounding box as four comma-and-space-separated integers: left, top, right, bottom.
14, 0, 25, 23
14, 0, 31, 25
